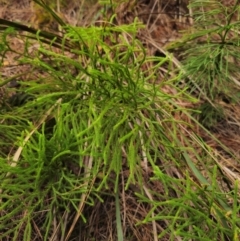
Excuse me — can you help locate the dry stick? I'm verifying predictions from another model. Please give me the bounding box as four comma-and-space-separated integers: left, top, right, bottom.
64, 168, 94, 241
135, 116, 157, 241
49, 205, 71, 241
11, 98, 62, 167
64, 78, 94, 240
142, 184, 158, 241
121, 171, 127, 236
124, 103, 156, 239
50, 207, 59, 241
136, 118, 148, 173
0, 98, 62, 199
65, 120, 94, 241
